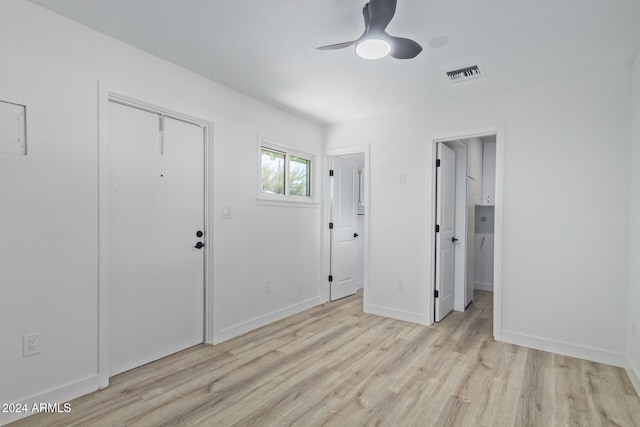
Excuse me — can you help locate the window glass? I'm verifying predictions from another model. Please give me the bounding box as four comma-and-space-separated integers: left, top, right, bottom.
290, 156, 310, 197
261, 148, 285, 195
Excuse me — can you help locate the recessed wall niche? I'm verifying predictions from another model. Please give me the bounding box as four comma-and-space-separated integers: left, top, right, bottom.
0, 100, 26, 155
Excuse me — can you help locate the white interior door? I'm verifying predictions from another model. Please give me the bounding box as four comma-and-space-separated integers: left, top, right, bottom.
435, 143, 456, 321
108, 101, 205, 376
330, 157, 359, 301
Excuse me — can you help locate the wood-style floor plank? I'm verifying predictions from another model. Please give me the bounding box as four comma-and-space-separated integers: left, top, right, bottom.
8, 291, 640, 427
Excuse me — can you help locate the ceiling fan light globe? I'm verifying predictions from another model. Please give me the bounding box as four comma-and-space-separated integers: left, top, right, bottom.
355, 38, 391, 60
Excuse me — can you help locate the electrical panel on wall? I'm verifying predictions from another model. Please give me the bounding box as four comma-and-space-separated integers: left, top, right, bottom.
0, 100, 27, 155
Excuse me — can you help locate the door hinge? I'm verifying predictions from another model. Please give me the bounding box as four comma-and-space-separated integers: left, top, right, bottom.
329, 169, 334, 177
434, 290, 439, 298
435, 224, 440, 233
329, 222, 334, 230
329, 275, 333, 282
436, 159, 441, 167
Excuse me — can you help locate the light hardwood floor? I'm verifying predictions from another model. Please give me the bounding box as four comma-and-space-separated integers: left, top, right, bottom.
10, 291, 640, 426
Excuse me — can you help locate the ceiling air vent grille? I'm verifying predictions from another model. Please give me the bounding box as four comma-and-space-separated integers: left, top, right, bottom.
446, 65, 483, 83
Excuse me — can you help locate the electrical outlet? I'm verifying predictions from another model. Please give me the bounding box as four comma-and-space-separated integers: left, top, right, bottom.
264, 279, 271, 293
397, 279, 405, 291
23, 333, 41, 357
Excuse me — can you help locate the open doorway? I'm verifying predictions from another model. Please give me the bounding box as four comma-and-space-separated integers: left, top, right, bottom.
431, 129, 503, 339
325, 146, 369, 305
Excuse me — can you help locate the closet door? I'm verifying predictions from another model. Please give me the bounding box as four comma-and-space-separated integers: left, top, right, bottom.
108, 101, 205, 376
330, 156, 359, 301
435, 143, 456, 321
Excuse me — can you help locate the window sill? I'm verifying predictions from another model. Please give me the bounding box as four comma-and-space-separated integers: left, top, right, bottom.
256, 198, 320, 208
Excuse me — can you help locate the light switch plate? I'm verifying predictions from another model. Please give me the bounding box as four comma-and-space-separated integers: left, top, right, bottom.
0, 101, 26, 156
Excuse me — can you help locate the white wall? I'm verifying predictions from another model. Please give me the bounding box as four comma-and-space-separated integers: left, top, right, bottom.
628, 52, 640, 393
325, 65, 632, 363
356, 214, 365, 290
474, 141, 496, 290
355, 162, 365, 290
442, 141, 469, 312
0, 1, 323, 423
482, 141, 497, 205
474, 205, 495, 290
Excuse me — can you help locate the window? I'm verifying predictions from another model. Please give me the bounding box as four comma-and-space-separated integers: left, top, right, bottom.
259, 140, 313, 203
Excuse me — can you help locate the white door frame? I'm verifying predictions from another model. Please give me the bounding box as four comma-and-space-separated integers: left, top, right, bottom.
97, 82, 214, 388
324, 145, 370, 307
429, 126, 504, 340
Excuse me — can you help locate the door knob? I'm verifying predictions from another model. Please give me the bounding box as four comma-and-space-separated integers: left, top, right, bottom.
354, 233, 359, 238
194, 242, 205, 249
451, 237, 459, 243
196, 230, 204, 238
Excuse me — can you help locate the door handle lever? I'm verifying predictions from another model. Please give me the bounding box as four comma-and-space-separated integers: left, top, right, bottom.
451, 237, 459, 243
194, 242, 205, 249
354, 233, 359, 238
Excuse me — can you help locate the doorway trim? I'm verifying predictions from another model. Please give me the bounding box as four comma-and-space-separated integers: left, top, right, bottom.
324, 145, 370, 308
97, 82, 214, 388
429, 126, 504, 340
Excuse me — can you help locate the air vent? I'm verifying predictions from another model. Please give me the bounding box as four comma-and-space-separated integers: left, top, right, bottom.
446, 65, 483, 83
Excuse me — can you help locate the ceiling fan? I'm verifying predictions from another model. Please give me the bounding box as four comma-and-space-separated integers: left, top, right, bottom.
317, 0, 422, 60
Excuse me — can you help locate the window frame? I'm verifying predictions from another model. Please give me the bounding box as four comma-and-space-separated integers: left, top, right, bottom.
257, 137, 316, 205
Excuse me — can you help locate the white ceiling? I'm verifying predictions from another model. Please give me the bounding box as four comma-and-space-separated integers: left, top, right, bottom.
26, 0, 640, 125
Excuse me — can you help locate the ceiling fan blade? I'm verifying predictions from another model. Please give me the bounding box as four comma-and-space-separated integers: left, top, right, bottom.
388, 36, 423, 59
317, 41, 357, 50
368, 0, 397, 34
317, 3, 371, 51
362, 3, 371, 33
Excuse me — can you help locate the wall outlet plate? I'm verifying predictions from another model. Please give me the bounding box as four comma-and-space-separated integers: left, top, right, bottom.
23, 333, 41, 357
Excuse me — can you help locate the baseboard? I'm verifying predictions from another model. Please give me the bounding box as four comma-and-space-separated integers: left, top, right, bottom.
501, 330, 626, 367
627, 356, 640, 397
356, 280, 364, 291
215, 296, 323, 343
474, 282, 494, 291
0, 375, 99, 426
365, 304, 429, 325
